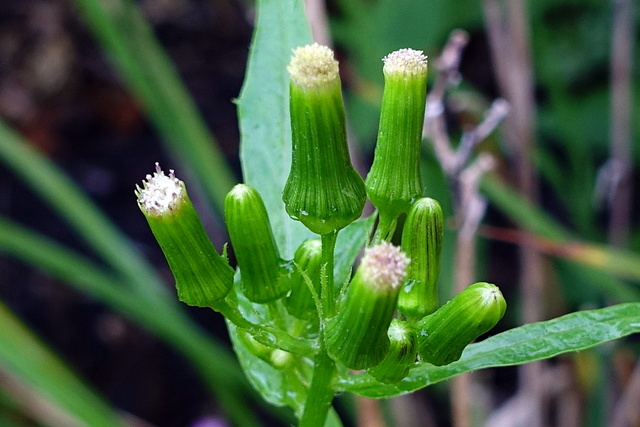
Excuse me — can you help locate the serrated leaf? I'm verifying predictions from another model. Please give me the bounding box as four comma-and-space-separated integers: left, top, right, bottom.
237, 0, 313, 259
338, 303, 640, 398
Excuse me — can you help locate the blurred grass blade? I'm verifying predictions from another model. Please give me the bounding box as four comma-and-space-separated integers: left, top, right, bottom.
339, 303, 640, 398
0, 301, 126, 427
236, 0, 313, 258
0, 217, 260, 426
0, 120, 166, 305
69, 0, 236, 211
482, 173, 640, 284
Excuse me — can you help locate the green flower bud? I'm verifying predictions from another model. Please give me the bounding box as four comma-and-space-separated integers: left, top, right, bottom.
284, 239, 322, 320
225, 184, 288, 303
325, 242, 409, 370
283, 43, 366, 235
417, 282, 506, 366
237, 330, 293, 370
136, 164, 234, 307
367, 319, 417, 383
398, 198, 444, 319
365, 49, 428, 227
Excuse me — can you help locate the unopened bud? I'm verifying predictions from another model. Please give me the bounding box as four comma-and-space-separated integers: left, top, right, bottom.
284, 239, 322, 319
225, 184, 288, 303
367, 319, 417, 383
398, 198, 443, 318
417, 282, 506, 366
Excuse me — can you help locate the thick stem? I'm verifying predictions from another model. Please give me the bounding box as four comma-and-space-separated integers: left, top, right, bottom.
300, 345, 336, 427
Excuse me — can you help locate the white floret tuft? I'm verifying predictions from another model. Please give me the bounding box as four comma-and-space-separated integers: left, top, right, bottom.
135, 163, 184, 215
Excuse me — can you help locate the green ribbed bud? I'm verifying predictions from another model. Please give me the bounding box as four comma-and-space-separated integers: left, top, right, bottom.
398, 198, 444, 319
367, 319, 417, 383
325, 242, 409, 369
225, 184, 288, 303
284, 239, 322, 319
365, 49, 428, 230
136, 164, 234, 307
283, 43, 366, 235
417, 282, 506, 366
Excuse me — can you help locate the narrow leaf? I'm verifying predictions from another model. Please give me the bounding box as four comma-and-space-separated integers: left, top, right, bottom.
0, 301, 125, 427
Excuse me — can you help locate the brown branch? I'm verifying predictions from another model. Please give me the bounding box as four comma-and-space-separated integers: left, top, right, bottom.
607, 0, 634, 247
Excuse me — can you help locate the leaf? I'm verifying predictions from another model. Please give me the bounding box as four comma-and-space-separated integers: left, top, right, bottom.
226, 316, 311, 416
333, 216, 376, 286
0, 301, 125, 427
237, 0, 313, 259
338, 303, 640, 398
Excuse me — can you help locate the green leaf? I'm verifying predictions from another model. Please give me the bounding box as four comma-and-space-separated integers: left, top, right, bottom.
237, 0, 313, 258
227, 318, 310, 417
0, 120, 167, 306
0, 217, 262, 426
338, 303, 640, 398
334, 215, 376, 286
0, 301, 125, 427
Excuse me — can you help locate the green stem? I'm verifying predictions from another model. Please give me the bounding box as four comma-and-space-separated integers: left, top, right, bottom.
299, 344, 337, 427
215, 299, 316, 356
321, 231, 339, 319
372, 213, 397, 244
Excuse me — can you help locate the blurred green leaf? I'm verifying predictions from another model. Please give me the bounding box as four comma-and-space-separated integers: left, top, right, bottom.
70, 0, 236, 212
0, 120, 166, 305
0, 301, 125, 427
339, 303, 640, 398
0, 216, 262, 426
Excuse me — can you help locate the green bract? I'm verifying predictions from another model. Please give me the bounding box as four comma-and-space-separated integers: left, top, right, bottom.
365, 49, 428, 236
417, 282, 507, 366
225, 184, 289, 303
136, 164, 234, 307
282, 44, 366, 235
398, 197, 444, 319
325, 242, 409, 370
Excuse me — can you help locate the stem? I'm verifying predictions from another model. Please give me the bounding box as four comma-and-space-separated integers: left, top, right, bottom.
300, 344, 336, 427
215, 298, 315, 356
321, 231, 338, 318
372, 213, 397, 244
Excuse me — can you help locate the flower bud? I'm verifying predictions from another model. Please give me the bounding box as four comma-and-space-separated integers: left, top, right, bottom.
417, 282, 506, 366
225, 184, 289, 303
365, 49, 428, 226
324, 242, 409, 370
284, 239, 322, 320
398, 198, 443, 318
367, 319, 417, 383
283, 43, 366, 235
136, 164, 234, 307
